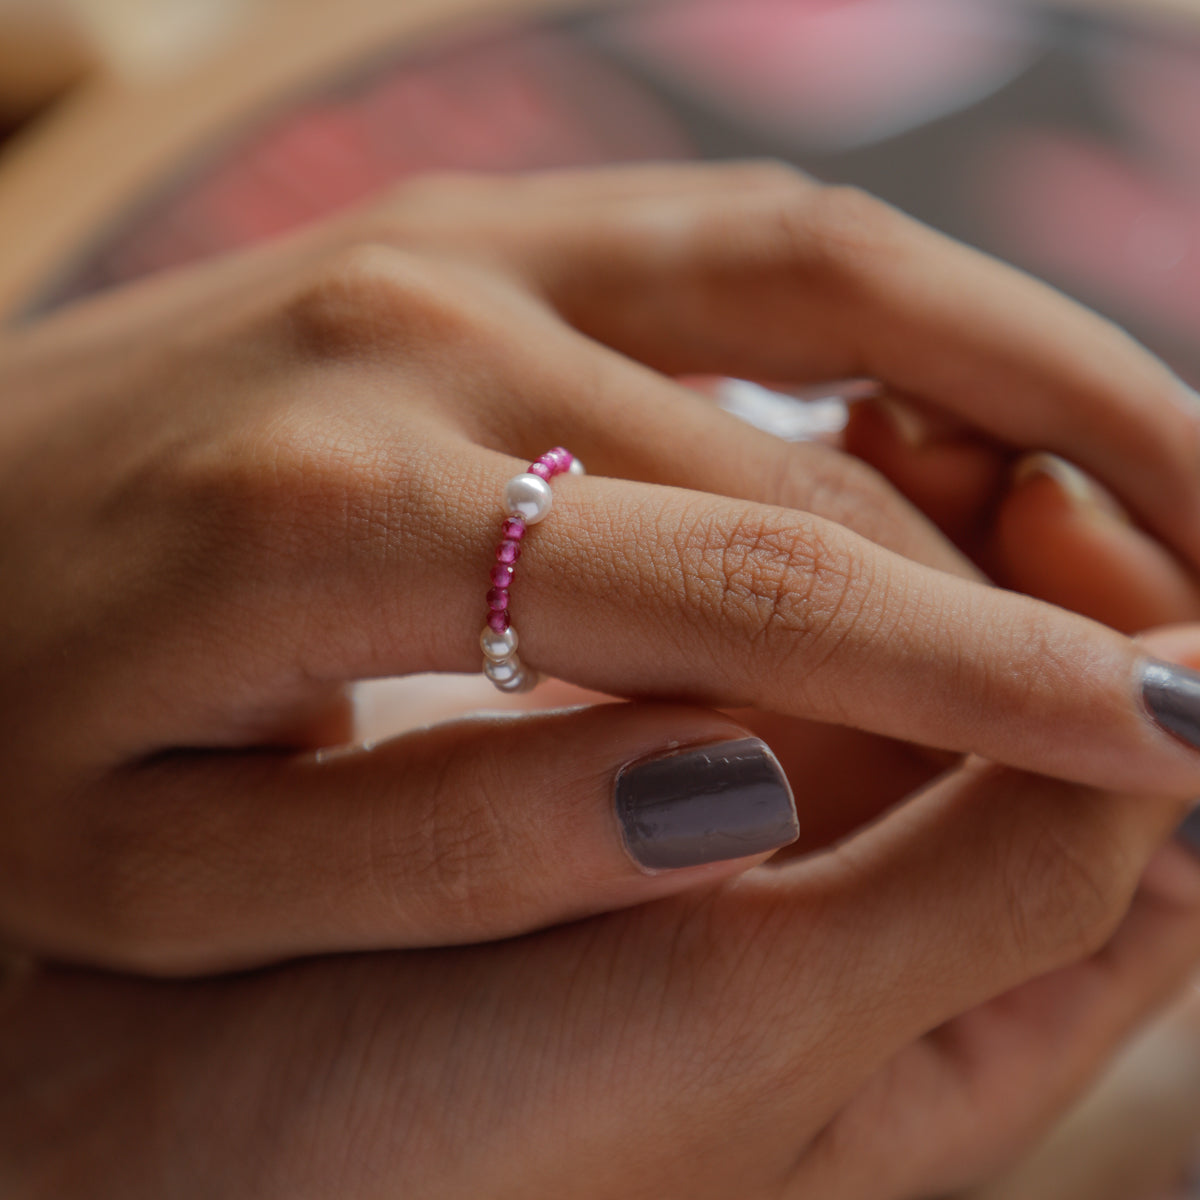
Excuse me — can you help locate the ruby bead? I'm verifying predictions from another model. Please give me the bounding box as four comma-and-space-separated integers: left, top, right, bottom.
528, 461, 552, 480
550, 447, 573, 471
500, 517, 526, 541
487, 610, 510, 633
490, 563, 515, 588
487, 587, 509, 611
496, 539, 522, 565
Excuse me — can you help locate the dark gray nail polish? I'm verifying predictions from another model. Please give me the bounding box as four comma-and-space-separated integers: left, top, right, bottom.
1142, 660, 1200, 751
615, 737, 798, 871
1176, 806, 1200, 858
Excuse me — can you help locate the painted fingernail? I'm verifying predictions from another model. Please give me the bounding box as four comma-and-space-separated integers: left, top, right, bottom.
615, 737, 798, 871
1013, 452, 1130, 524
1142, 660, 1200, 751
1176, 806, 1200, 858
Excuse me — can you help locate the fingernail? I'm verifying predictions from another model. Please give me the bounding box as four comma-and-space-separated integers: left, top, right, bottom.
615, 737, 798, 871
870, 396, 931, 449
1177, 806, 1200, 858
1142, 660, 1200, 752
1013, 452, 1130, 524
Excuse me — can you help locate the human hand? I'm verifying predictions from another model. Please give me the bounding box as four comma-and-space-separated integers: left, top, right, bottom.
5, 162, 1200, 975
6, 659, 1200, 1199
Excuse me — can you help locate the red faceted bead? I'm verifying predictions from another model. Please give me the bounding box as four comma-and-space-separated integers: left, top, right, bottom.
500, 517, 526, 541
528, 461, 552, 480
490, 563, 515, 588
496, 539, 521, 565
486, 587, 509, 611
487, 610, 510, 633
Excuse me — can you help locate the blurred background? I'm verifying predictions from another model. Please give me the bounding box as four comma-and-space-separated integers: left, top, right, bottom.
2, 0, 1199, 1196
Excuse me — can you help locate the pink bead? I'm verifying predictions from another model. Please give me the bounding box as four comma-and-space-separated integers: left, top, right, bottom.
490, 563, 515, 588
487, 587, 509, 611
550, 447, 573, 472
496, 539, 522, 565
487, 610, 510, 633
528, 461, 552, 480
501, 517, 526, 541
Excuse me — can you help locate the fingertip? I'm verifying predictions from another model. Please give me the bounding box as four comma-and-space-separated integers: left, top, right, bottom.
995, 455, 1199, 632
843, 397, 1007, 544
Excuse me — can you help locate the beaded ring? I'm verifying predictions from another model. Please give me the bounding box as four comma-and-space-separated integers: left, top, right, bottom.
481, 447, 584, 693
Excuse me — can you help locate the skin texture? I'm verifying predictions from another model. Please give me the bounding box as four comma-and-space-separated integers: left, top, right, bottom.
5, 163, 1200, 1196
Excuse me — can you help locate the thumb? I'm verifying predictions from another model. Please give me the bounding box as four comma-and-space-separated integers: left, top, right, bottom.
31, 704, 797, 975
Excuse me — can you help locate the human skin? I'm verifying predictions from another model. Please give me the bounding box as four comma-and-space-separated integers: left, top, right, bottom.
5, 162, 1200, 1194
4, 729, 1200, 1198
3, 163, 1200, 972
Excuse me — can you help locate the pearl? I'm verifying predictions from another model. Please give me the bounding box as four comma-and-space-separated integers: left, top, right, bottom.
484, 655, 521, 684
568, 457, 585, 475
504, 473, 553, 524
480, 626, 518, 660
495, 667, 538, 693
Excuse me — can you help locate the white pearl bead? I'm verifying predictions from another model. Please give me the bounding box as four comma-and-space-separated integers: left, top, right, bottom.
567, 457, 585, 475
484, 656, 521, 684
480, 626, 519, 661
504, 473, 553, 524
495, 667, 538, 693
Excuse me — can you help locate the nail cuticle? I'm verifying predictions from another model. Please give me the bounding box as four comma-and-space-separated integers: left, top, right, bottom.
615, 737, 798, 872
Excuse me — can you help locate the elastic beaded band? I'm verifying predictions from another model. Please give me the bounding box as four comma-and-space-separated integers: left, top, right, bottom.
481, 447, 584, 693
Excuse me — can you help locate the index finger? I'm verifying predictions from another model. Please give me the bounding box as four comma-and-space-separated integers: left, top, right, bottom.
312, 451, 1200, 802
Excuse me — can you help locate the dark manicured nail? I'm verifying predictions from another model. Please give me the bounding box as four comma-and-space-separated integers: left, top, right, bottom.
1176, 806, 1200, 858
1142, 660, 1200, 751
615, 737, 798, 871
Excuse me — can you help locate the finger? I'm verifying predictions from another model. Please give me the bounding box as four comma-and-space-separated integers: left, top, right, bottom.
695, 763, 1192, 1145
430, 283, 980, 582
501, 163, 1200, 565
721, 708, 952, 858
792, 836, 1200, 1199
992, 454, 1200, 633
842, 394, 1012, 550
413, 458, 1200, 799
23, 704, 799, 974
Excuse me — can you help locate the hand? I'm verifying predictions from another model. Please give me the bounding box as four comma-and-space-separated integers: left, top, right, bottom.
6, 678, 1200, 1198
5, 161, 1200, 975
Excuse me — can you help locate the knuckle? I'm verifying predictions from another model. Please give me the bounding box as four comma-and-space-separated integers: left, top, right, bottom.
388, 759, 514, 936
997, 796, 1135, 968
779, 183, 906, 280
65, 802, 204, 976
771, 446, 902, 536
720, 157, 809, 194
283, 243, 488, 361
677, 507, 871, 678
165, 414, 381, 573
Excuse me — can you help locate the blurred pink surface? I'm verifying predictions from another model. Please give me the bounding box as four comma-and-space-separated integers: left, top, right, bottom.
92, 31, 690, 285
605, 0, 1036, 148
972, 131, 1200, 345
